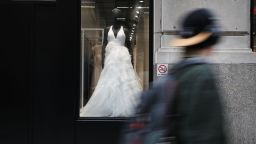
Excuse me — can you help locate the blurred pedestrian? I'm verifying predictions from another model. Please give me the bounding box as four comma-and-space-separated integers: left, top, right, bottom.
169, 8, 227, 144
119, 8, 227, 144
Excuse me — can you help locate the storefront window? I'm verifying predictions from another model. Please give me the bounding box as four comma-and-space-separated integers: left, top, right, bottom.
80, 0, 150, 117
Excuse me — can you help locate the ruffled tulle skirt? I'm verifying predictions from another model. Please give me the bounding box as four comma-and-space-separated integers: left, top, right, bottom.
80, 42, 142, 117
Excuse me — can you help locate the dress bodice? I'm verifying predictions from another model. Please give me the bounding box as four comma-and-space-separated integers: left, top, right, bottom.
107, 26, 126, 46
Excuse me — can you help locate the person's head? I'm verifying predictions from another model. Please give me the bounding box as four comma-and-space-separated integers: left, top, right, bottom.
172, 8, 221, 56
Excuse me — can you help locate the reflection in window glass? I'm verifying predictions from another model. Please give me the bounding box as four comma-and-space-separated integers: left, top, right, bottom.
80, 0, 150, 117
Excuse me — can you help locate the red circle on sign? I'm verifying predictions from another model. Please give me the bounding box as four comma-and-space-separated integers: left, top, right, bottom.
158, 65, 167, 73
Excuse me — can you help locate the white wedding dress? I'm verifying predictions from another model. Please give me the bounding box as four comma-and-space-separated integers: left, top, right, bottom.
80, 26, 142, 117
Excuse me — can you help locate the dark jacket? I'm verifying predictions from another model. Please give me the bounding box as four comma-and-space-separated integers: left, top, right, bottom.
170, 57, 226, 144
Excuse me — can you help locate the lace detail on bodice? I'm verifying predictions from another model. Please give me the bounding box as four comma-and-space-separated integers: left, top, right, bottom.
107, 26, 126, 46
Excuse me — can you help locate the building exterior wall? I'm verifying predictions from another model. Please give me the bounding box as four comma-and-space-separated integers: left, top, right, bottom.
154, 0, 256, 143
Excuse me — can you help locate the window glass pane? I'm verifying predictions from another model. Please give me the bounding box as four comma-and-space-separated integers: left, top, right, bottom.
80, 0, 150, 117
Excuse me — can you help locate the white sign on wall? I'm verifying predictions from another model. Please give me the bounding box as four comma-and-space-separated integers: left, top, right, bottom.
157, 63, 168, 76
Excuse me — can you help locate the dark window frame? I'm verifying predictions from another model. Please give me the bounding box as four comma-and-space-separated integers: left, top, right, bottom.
251, 0, 256, 51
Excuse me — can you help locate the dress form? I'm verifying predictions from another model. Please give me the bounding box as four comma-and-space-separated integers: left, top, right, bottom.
102, 9, 133, 67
